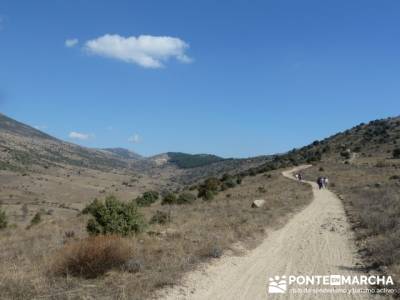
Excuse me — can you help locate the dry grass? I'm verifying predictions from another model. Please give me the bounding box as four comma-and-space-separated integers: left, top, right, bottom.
0, 169, 312, 299
52, 235, 132, 278
303, 160, 400, 290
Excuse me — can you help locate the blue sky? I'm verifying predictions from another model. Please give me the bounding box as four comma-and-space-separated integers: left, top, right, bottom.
1, 0, 399, 157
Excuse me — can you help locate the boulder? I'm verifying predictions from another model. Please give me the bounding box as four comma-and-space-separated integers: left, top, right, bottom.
251, 199, 266, 208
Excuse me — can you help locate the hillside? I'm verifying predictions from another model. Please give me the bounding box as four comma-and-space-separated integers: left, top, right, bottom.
0, 114, 131, 172
0, 114, 268, 179
166, 152, 225, 168
0, 113, 57, 141
0, 113, 271, 207
242, 116, 400, 175
102, 148, 143, 160
243, 115, 400, 294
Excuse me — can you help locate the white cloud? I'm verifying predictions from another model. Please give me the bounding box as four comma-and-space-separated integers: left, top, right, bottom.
128, 133, 141, 143
84, 34, 192, 68
65, 38, 79, 48
69, 131, 91, 140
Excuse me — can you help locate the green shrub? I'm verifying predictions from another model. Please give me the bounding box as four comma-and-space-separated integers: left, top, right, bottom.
82, 198, 102, 215
177, 192, 197, 204
161, 193, 178, 205
150, 210, 171, 225
30, 212, 41, 226
136, 191, 159, 207
85, 196, 146, 236
223, 178, 236, 189
353, 146, 362, 153
203, 177, 220, 191
340, 151, 351, 159
393, 148, 400, 159
198, 188, 215, 201
0, 208, 7, 229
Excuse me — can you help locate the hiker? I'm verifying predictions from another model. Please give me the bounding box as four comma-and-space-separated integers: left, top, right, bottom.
317, 177, 323, 189
295, 173, 299, 180
323, 177, 329, 188
298, 173, 303, 181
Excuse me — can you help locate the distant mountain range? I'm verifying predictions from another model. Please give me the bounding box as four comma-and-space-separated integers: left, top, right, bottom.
0, 113, 270, 177
102, 148, 143, 160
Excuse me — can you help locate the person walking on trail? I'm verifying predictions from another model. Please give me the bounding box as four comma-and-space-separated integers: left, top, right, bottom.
323, 177, 329, 188
295, 173, 299, 180
298, 173, 303, 181
317, 177, 323, 189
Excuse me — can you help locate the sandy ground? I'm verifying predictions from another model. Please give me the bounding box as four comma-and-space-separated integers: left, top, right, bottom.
160, 166, 381, 300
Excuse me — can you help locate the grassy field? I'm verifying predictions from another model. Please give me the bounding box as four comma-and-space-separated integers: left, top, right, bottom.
0, 169, 312, 299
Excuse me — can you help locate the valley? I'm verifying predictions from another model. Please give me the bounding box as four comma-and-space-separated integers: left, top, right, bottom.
0, 114, 400, 299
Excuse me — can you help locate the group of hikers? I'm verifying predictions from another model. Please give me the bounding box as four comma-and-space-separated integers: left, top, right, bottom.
317, 176, 329, 189
294, 173, 303, 181
294, 173, 329, 190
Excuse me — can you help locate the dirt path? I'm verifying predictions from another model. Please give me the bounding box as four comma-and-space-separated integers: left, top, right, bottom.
160, 166, 377, 300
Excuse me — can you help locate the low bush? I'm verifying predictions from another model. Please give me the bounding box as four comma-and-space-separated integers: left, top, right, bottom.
197, 177, 222, 200
177, 192, 197, 204
136, 191, 159, 207
84, 196, 146, 236
150, 210, 171, 224
197, 187, 215, 201
82, 198, 102, 215
30, 212, 41, 226
0, 207, 7, 229
393, 148, 400, 159
52, 235, 131, 278
203, 177, 220, 191
161, 192, 178, 205
340, 151, 351, 159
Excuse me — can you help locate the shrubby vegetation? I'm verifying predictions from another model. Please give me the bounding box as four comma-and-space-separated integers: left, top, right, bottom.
29, 212, 42, 227
340, 151, 351, 159
167, 152, 225, 169
161, 192, 178, 205
0, 207, 7, 229
83, 196, 146, 236
150, 210, 171, 224
52, 235, 131, 278
135, 191, 159, 207
197, 173, 243, 200
161, 191, 197, 205
393, 148, 400, 159
177, 192, 197, 204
